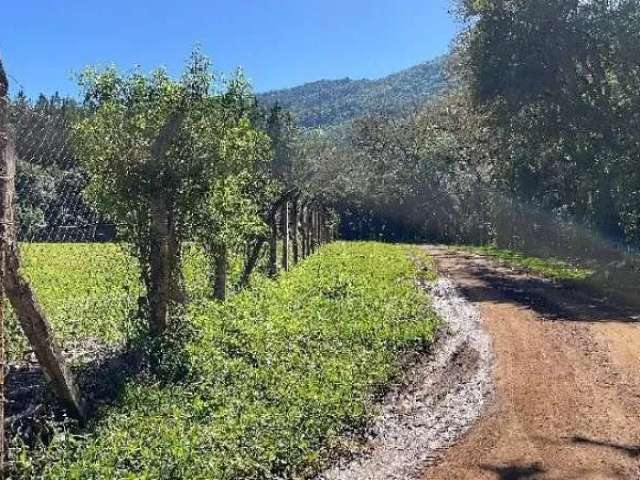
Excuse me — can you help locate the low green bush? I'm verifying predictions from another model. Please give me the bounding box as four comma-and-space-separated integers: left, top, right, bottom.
24, 242, 437, 479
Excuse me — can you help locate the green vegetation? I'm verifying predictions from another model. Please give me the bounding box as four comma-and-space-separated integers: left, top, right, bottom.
6, 244, 137, 360
15, 242, 437, 479
303, 1, 639, 286
5, 243, 250, 361
73, 51, 276, 333
258, 58, 447, 128
8, 1, 640, 474
412, 247, 438, 283
458, 245, 593, 281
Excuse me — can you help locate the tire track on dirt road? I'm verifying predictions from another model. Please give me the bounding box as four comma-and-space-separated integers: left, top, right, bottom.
422, 245, 640, 480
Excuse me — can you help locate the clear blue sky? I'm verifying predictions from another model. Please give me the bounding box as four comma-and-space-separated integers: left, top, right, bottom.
1, 0, 459, 98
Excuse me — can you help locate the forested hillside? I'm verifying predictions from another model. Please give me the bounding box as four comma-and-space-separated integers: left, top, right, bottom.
257, 57, 448, 128
301, 0, 640, 292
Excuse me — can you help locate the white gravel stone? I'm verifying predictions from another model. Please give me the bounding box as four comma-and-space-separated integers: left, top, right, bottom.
318, 277, 495, 480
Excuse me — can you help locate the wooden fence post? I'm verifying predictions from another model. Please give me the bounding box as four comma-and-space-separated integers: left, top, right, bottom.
268, 208, 278, 276
305, 204, 311, 256
312, 207, 317, 253
301, 204, 308, 258
281, 201, 289, 271
0, 60, 86, 421
307, 205, 312, 255
292, 197, 299, 265
309, 207, 315, 253
312, 208, 319, 251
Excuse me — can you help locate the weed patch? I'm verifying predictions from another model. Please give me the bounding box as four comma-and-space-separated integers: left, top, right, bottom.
20, 242, 438, 479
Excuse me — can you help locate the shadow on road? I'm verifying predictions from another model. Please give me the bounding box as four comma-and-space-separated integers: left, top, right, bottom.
571, 435, 640, 458
479, 462, 545, 480
429, 252, 639, 325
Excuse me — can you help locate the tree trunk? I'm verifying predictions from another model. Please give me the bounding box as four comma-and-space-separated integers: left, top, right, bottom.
0, 90, 86, 420
148, 195, 172, 335
239, 238, 265, 288
292, 198, 300, 264
212, 244, 228, 301
146, 113, 185, 332
282, 201, 289, 271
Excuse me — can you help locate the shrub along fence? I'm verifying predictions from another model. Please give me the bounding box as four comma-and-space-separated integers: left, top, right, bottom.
0, 56, 336, 472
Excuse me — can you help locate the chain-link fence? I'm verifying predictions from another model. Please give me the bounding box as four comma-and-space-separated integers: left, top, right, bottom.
10, 95, 114, 243
0, 57, 336, 475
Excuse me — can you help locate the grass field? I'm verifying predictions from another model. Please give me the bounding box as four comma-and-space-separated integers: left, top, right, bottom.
11, 242, 438, 479
7, 243, 246, 360
6, 243, 140, 360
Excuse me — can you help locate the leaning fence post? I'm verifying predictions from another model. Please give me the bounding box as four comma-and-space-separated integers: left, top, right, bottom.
0, 59, 86, 421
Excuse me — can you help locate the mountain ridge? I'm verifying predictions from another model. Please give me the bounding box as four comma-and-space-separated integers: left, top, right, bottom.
257, 56, 448, 128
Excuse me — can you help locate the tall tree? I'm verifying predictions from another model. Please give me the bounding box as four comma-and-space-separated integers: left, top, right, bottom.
74, 50, 216, 334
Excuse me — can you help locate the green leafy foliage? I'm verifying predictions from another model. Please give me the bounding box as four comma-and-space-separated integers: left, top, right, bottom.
73, 50, 279, 325
25, 242, 437, 479
456, 0, 640, 248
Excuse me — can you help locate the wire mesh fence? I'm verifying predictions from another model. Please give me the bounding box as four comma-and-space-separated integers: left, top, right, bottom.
0, 84, 108, 471
10, 95, 114, 243
0, 57, 336, 475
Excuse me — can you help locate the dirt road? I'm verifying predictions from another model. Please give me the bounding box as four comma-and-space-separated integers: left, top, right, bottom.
423, 246, 640, 480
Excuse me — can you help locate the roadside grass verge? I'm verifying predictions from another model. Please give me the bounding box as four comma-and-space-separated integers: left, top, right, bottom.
457, 244, 593, 281
21, 242, 438, 479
